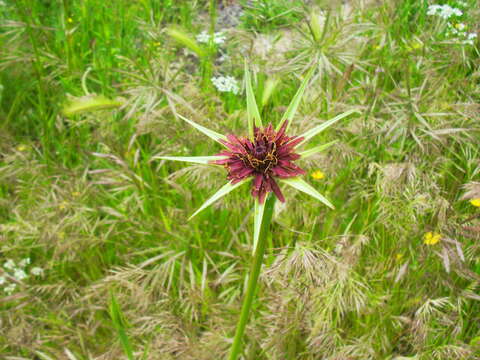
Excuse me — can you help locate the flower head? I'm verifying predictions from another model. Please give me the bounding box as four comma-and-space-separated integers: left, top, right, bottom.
470, 198, 480, 207
311, 170, 325, 180
213, 122, 305, 203
423, 231, 441, 245
211, 75, 239, 94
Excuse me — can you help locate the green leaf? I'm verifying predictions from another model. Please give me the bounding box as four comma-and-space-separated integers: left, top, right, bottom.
177, 114, 227, 144
166, 27, 207, 58
276, 67, 315, 132
155, 155, 228, 165
253, 199, 265, 254
62, 94, 123, 117
280, 177, 334, 209
109, 291, 134, 360
245, 62, 262, 138
298, 109, 358, 146
189, 179, 249, 220
298, 140, 338, 159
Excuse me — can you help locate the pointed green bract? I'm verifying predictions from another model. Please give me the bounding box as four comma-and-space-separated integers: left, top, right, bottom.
189, 179, 250, 220
276, 67, 315, 133
280, 177, 334, 209
252, 199, 265, 254
245, 62, 262, 138
177, 114, 227, 144
298, 109, 357, 146
299, 140, 338, 159
156, 155, 228, 165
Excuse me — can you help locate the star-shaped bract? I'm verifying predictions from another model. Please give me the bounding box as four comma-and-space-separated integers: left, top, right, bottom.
159, 65, 357, 250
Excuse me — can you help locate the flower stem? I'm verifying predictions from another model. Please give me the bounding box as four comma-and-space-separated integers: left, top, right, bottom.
227, 195, 276, 360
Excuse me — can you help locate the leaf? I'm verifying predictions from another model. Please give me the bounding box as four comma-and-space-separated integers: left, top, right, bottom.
245, 61, 262, 138
298, 109, 357, 146
280, 177, 334, 209
177, 113, 227, 144
166, 27, 207, 58
253, 199, 265, 254
276, 67, 315, 132
155, 155, 227, 164
299, 140, 338, 159
109, 291, 134, 360
189, 179, 249, 220
62, 94, 123, 117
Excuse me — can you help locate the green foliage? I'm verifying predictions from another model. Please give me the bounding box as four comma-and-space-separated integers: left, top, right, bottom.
0, 0, 480, 359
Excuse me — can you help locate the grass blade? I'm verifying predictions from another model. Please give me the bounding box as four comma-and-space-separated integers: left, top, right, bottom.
280, 177, 334, 209
62, 95, 123, 117
109, 291, 134, 360
166, 27, 207, 58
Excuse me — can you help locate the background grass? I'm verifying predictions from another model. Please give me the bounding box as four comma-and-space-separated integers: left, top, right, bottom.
1, 0, 480, 359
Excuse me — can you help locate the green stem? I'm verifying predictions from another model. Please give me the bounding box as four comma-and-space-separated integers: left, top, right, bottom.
227, 195, 276, 360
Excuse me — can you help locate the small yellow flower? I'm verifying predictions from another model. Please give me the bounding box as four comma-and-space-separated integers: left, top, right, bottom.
374, 45, 382, 50
72, 191, 81, 198
470, 198, 480, 207
311, 170, 325, 180
395, 253, 403, 261
59, 201, 69, 210
423, 231, 441, 245
154, 41, 161, 47
67, 17, 73, 24
16, 145, 27, 152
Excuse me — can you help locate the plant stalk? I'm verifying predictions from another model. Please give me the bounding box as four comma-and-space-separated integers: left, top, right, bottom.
227, 195, 276, 360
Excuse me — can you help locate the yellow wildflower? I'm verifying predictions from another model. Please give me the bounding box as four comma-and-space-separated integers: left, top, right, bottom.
423, 231, 441, 245
59, 201, 69, 210
72, 191, 81, 198
395, 253, 403, 261
311, 170, 325, 180
470, 198, 480, 207
16, 144, 27, 152
67, 17, 74, 24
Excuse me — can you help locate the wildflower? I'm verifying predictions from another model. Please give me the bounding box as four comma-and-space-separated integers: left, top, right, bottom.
13, 268, 27, 281
211, 75, 240, 94
423, 231, 441, 245
214, 122, 306, 203
154, 41, 161, 47
16, 144, 27, 152
470, 198, 480, 207
427, 4, 462, 19
196, 30, 226, 45
30, 267, 44, 276
311, 170, 325, 180
4, 283, 16, 295
67, 17, 74, 24
0, 276, 5, 285
18, 258, 30, 267
159, 66, 356, 215
395, 253, 403, 261
59, 201, 69, 210
72, 191, 81, 198
3, 259, 15, 270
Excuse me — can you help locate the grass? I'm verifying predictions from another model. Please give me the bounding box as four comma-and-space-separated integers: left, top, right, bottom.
1, 0, 480, 359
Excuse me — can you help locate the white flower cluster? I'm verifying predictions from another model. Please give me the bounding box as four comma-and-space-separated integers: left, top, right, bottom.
0, 258, 44, 295
427, 4, 463, 19
211, 75, 240, 94
196, 31, 226, 45
447, 23, 478, 45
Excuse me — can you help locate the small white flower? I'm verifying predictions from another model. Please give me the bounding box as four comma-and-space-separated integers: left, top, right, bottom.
427, 4, 463, 19
467, 32, 477, 40
0, 276, 5, 285
4, 283, 16, 295
31, 267, 44, 276
18, 258, 31, 267
3, 259, 15, 270
196, 30, 226, 45
196, 31, 210, 44
13, 268, 27, 281
211, 75, 240, 94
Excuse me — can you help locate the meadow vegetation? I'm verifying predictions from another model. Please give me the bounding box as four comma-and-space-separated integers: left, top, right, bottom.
1, 0, 480, 359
